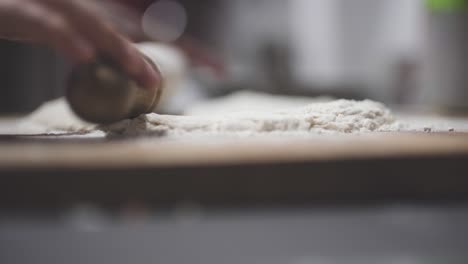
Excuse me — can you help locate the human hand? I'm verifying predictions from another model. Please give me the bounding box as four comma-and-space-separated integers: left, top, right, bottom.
0, 0, 159, 89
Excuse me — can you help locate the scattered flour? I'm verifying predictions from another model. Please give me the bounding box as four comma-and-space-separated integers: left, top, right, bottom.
15, 98, 96, 135
104, 99, 399, 137
16, 91, 445, 138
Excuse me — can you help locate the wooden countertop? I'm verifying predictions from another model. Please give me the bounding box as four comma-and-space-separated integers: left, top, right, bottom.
1, 131, 468, 209
0, 132, 468, 170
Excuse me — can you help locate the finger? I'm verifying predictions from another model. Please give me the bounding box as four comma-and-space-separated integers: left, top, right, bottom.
37, 15, 95, 62
42, 0, 160, 89
111, 36, 162, 89
3, 2, 95, 62
96, 0, 146, 41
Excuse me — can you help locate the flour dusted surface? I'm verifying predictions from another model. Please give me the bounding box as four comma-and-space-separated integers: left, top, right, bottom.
106, 99, 398, 137
13, 91, 468, 137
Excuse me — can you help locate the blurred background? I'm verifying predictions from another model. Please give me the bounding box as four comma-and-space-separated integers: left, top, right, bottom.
1, 0, 466, 114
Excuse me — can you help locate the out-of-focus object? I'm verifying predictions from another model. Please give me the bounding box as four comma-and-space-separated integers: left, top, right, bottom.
185, 91, 332, 116
421, 0, 468, 112
97, 0, 147, 41
66, 43, 187, 124
142, 0, 188, 42
289, 0, 341, 86
136, 43, 188, 111
288, 0, 423, 100
66, 57, 162, 124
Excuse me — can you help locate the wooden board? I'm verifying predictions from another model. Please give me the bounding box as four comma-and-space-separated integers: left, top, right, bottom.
0, 132, 468, 170
1, 132, 468, 210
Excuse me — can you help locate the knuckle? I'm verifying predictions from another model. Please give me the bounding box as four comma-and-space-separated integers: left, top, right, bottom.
44, 15, 68, 33
114, 38, 134, 62
43, 18, 75, 45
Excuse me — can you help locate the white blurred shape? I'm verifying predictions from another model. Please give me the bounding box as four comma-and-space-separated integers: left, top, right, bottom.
378, 0, 424, 56
288, 0, 423, 99
142, 0, 187, 42
136, 42, 189, 111
289, 0, 341, 86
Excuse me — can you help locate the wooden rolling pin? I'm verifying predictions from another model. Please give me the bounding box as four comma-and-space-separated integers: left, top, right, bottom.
66, 43, 186, 124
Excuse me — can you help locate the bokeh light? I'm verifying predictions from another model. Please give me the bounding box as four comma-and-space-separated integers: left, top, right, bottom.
142, 0, 188, 43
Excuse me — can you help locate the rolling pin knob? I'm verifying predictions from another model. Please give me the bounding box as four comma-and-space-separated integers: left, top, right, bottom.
66, 57, 163, 124
66, 43, 186, 124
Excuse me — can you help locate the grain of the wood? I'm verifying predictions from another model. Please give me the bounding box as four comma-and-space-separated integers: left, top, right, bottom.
1, 132, 468, 170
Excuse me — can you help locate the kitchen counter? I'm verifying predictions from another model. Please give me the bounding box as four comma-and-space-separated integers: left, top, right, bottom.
1, 129, 468, 210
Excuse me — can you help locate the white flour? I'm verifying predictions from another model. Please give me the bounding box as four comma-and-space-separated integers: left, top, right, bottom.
12, 91, 467, 138
14, 98, 96, 135
105, 99, 399, 137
